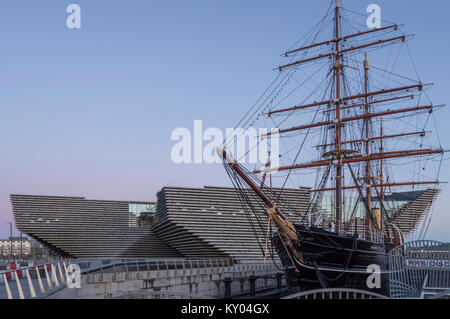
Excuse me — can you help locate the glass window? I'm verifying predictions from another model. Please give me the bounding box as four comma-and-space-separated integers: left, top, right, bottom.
128, 203, 156, 227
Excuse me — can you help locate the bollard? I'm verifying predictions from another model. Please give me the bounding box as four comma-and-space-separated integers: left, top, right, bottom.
249, 276, 256, 297
224, 278, 232, 299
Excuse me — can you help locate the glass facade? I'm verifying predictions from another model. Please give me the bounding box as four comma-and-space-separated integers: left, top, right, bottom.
128, 203, 156, 228
318, 194, 412, 222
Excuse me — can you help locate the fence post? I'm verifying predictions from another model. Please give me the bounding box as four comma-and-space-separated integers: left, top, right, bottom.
26, 269, 36, 298
15, 271, 25, 299
52, 264, 59, 286
276, 272, 283, 298
44, 265, 52, 289
36, 267, 45, 293
249, 276, 256, 297
58, 263, 65, 283
63, 261, 69, 280
224, 278, 232, 299
3, 273, 12, 299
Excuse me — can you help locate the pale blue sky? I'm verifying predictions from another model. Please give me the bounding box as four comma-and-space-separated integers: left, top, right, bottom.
0, 0, 449, 241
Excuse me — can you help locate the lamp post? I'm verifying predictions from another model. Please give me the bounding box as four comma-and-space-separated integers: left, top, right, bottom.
5, 222, 13, 261
19, 230, 23, 259
18, 216, 23, 259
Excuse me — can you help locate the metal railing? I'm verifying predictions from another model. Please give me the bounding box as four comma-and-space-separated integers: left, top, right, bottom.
283, 288, 389, 299
0, 257, 61, 267
0, 257, 237, 299
389, 240, 450, 298
69, 257, 235, 275
110, 290, 214, 299
0, 260, 70, 300
426, 289, 450, 300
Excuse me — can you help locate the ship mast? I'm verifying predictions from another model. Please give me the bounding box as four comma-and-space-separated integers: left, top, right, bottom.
223, 0, 445, 243
334, 0, 343, 234
380, 119, 384, 233
364, 53, 372, 233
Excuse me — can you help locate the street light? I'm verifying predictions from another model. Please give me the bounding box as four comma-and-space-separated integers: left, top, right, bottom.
5, 222, 13, 261
18, 215, 23, 259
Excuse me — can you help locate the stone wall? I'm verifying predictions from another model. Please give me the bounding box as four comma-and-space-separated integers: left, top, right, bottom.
48, 263, 284, 299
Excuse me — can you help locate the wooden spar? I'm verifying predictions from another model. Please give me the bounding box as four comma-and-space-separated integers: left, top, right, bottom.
283, 24, 400, 57
380, 119, 385, 222
335, 0, 343, 234
309, 181, 443, 193
365, 149, 441, 157
278, 35, 412, 71
254, 148, 444, 174
216, 147, 298, 241
265, 104, 442, 137
339, 24, 400, 42
325, 95, 415, 113
260, 152, 271, 189
364, 53, 372, 232
268, 84, 426, 116
283, 40, 333, 57
316, 131, 427, 148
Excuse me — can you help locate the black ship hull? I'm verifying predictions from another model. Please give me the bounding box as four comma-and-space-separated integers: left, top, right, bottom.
272, 226, 391, 296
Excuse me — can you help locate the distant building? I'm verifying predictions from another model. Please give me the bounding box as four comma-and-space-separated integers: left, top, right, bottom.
10, 186, 437, 261
10, 187, 310, 260
10, 195, 178, 259
0, 237, 31, 257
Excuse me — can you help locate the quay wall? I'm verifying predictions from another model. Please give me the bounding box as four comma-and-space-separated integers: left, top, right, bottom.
48, 263, 285, 299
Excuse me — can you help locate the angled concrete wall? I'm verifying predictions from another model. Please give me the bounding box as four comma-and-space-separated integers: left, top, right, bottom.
11, 195, 180, 258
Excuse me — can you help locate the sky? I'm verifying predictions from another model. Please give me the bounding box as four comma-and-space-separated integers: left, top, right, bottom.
0, 0, 449, 241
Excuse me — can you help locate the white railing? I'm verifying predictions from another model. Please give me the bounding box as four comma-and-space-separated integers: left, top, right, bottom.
0, 260, 71, 300
0, 257, 238, 299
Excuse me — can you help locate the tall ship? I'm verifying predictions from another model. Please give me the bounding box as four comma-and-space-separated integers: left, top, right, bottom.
217, 0, 445, 295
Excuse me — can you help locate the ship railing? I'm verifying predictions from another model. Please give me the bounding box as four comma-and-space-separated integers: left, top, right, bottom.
339, 218, 387, 244
370, 230, 386, 244
340, 228, 385, 244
